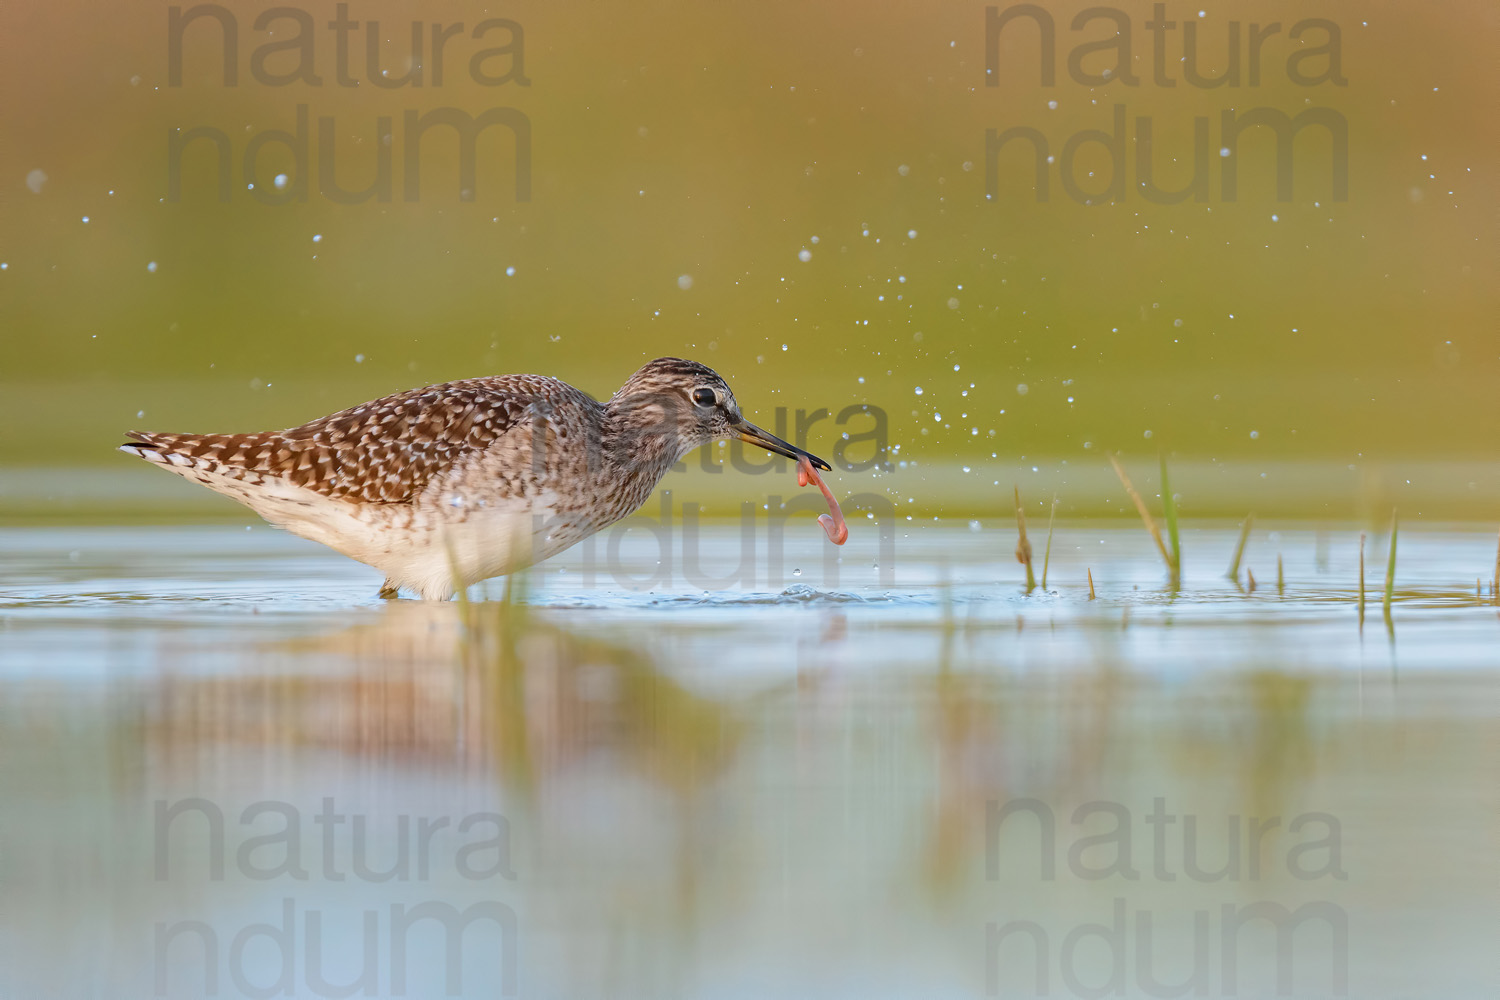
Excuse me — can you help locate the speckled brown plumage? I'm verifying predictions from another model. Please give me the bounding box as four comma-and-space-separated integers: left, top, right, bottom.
125, 375, 564, 504
120, 358, 830, 600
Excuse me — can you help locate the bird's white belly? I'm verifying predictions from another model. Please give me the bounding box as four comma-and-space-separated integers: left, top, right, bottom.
158, 461, 598, 600
295, 491, 583, 600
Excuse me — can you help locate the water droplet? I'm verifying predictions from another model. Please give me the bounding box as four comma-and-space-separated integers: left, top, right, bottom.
792, 568, 802, 577
677, 273, 692, 289
797, 249, 812, 262
146, 261, 158, 273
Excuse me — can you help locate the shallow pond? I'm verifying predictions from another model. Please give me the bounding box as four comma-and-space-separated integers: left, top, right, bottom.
1, 522, 1496, 997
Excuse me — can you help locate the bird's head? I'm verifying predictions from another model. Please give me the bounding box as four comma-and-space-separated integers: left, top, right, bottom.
608, 357, 831, 470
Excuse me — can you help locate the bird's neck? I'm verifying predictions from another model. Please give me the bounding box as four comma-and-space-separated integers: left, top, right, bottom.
595, 404, 693, 520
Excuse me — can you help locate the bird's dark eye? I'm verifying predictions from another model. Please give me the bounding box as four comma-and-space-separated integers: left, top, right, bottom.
691, 387, 717, 408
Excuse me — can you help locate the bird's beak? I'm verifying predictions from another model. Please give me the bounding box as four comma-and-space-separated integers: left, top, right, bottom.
733, 418, 832, 471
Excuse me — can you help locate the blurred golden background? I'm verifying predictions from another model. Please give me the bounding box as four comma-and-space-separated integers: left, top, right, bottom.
4, 8, 1500, 993
3, 0, 1496, 515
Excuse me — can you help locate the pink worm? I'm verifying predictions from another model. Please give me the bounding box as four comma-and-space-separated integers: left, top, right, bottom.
796, 455, 848, 545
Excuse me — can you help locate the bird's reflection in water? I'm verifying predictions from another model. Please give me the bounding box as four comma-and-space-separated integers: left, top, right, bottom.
145, 589, 759, 996
151, 594, 742, 777
134, 595, 1356, 998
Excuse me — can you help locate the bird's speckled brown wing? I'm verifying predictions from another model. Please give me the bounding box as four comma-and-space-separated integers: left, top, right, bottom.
123, 375, 584, 504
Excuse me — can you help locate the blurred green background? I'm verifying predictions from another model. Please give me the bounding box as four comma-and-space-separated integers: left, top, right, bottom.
2, 0, 1495, 517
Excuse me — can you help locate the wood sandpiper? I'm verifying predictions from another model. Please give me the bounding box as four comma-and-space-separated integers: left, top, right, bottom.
120, 357, 832, 600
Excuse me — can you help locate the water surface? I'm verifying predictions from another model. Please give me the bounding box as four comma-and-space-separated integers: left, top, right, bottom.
1, 522, 1496, 997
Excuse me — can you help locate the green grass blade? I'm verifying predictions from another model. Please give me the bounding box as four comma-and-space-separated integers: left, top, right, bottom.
1041, 494, 1057, 590
1014, 486, 1035, 593
1108, 454, 1173, 574
1226, 514, 1254, 581
1159, 454, 1181, 584
1384, 509, 1399, 609
1358, 531, 1366, 625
